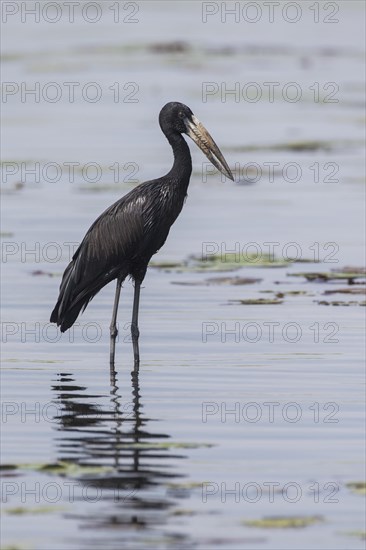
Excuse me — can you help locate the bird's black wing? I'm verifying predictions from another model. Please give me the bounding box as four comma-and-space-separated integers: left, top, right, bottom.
51, 178, 180, 331
51, 186, 148, 330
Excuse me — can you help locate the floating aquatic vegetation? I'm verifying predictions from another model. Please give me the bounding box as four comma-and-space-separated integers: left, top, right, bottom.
269, 140, 334, 152
1, 52, 25, 62
274, 290, 309, 297
191, 253, 289, 270
230, 139, 362, 153
171, 281, 208, 286
5, 359, 64, 364
1, 182, 25, 194
323, 287, 366, 295
171, 509, 196, 516
0, 464, 18, 471
4, 506, 65, 515
289, 271, 366, 284
77, 183, 139, 193
166, 482, 203, 499
341, 531, 366, 540
346, 482, 366, 495
151, 252, 298, 273
166, 482, 202, 490
115, 442, 214, 450
172, 276, 262, 286
339, 267, 366, 274
31, 270, 62, 277
150, 261, 183, 269
243, 515, 324, 529
205, 276, 262, 285
149, 41, 189, 54
316, 300, 365, 306
229, 298, 283, 305
0, 461, 114, 477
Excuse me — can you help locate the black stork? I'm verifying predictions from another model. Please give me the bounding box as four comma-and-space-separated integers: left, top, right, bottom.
50, 102, 234, 365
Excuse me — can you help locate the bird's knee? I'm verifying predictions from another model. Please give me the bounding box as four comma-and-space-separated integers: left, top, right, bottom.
110, 325, 118, 339
131, 323, 139, 340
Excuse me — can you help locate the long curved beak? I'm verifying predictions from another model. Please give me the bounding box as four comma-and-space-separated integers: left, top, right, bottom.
185, 115, 234, 181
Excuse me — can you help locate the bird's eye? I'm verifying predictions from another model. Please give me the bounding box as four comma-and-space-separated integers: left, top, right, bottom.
178, 111, 184, 119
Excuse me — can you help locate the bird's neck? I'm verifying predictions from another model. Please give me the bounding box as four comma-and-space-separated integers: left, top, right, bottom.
167, 132, 192, 188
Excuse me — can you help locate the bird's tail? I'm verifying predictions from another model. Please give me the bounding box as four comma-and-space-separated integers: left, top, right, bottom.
50, 294, 88, 333
50, 299, 85, 333
50, 261, 85, 332
50, 260, 126, 332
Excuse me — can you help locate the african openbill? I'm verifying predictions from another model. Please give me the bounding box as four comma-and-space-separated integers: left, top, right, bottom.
50, 102, 233, 365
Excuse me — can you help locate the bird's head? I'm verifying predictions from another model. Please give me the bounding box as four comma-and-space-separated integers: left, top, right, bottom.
159, 102, 234, 181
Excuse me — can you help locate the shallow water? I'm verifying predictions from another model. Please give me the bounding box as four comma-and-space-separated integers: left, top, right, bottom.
1, 2, 365, 549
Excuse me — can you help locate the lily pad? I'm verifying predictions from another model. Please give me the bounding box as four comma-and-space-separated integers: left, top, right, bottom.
171, 509, 196, 516
341, 530, 366, 540
78, 183, 139, 193
149, 41, 189, 54
346, 482, 366, 495
243, 515, 324, 529
275, 290, 308, 297
4, 505, 65, 515
166, 481, 203, 489
151, 251, 320, 273
316, 300, 365, 306
339, 266, 366, 274
323, 287, 366, 295
31, 270, 62, 277
1, 461, 114, 477
116, 442, 214, 450
231, 140, 360, 153
270, 140, 334, 151
230, 298, 283, 305
171, 281, 206, 286
289, 272, 365, 284
206, 276, 262, 285
172, 276, 262, 286
149, 261, 184, 269
192, 253, 289, 271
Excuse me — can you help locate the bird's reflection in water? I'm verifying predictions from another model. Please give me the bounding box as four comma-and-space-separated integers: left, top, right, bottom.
51, 366, 191, 547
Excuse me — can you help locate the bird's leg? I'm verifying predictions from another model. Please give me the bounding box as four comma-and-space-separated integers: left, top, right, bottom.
110, 277, 123, 365
131, 280, 141, 366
